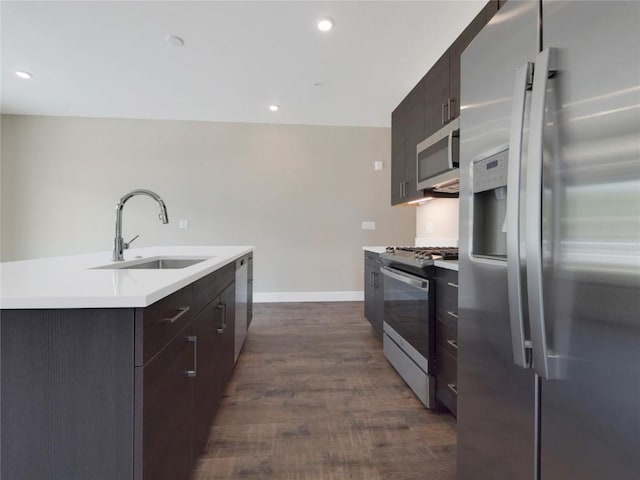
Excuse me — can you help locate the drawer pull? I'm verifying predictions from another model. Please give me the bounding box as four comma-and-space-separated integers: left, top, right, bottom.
161, 306, 190, 324
185, 335, 197, 378
447, 310, 458, 319
446, 339, 458, 350
447, 383, 458, 395
447, 282, 459, 289
216, 303, 227, 334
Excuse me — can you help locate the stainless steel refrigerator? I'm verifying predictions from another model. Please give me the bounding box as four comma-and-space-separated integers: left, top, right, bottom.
457, 1, 640, 479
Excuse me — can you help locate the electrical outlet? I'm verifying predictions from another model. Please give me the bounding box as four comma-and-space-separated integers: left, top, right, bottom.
179, 219, 189, 229
374, 161, 383, 171
361, 221, 376, 230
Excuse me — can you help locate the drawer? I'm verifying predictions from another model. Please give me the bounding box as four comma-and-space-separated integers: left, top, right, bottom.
135, 284, 195, 366
436, 304, 459, 324
364, 251, 382, 266
192, 263, 235, 315
436, 268, 459, 322
436, 319, 458, 358
435, 346, 458, 416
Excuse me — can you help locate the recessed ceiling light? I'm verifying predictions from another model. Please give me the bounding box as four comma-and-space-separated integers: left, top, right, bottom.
16, 70, 32, 79
317, 17, 334, 32
165, 35, 184, 47
269, 105, 279, 112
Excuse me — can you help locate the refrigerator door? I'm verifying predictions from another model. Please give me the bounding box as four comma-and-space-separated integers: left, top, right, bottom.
458, 2, 539, 479
535, 1, 640, 479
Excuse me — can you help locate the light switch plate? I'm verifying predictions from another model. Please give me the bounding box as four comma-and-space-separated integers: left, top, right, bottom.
361, 221, 376, 230
179, 219, 189, 229
374, 161, 383, 171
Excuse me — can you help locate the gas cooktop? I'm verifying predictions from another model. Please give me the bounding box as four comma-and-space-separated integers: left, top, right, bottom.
380, 246, 458, 276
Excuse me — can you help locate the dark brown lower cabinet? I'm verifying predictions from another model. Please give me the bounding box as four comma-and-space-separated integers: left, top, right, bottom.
139, 330, 194, 480
435, 346, 458, 416
364, 251, 384, 335
435, 267, 459, 417
192, 282, 236, 457
1, 257, 250, 480
192, 299, 223, 457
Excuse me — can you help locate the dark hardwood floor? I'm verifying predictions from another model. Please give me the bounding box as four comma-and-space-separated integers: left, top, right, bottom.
193, 302, 456, 480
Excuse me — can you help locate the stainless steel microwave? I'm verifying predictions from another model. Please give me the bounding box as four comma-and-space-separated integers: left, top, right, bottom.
416, 118, 460, 192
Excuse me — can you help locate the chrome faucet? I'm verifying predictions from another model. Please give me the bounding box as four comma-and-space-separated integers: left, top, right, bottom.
112, 189, 169, 261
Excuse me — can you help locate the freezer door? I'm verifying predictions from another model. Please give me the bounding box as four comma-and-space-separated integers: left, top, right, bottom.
457, 2, 539, 479
535, 1, 640, 479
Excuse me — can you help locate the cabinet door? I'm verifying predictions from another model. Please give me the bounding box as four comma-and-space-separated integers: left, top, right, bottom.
192, 298, 223, 457
364, 262, 377, 326
391, 104, 407, 205
218, 282, 236, 388
424, 52, 450, 136
372, 266, 384, 333
141, 329, 194, 480
449, 1, 498, 119
403, 79, 425, 202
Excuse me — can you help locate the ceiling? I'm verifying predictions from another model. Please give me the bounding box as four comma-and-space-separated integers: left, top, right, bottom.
1, 1, 486, 127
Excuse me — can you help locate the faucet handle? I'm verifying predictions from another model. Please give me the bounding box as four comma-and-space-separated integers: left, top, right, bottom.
123, 234, 140, 250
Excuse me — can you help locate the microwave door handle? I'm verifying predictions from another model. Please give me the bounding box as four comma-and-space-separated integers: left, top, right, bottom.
506, 62, 534, 369
526, 47, 562, 380
380, 266, 429, 292
447, 129, 454, 169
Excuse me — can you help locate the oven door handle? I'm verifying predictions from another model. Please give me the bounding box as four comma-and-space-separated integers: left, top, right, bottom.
380, 266, 429, 292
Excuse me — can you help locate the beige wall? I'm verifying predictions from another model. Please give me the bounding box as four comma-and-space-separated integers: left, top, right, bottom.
0, 114, 414, 296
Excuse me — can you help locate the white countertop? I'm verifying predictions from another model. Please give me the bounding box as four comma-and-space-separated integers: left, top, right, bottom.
0, 246, 253, 309
434, 260, 459, 271
362, 246, 387, 254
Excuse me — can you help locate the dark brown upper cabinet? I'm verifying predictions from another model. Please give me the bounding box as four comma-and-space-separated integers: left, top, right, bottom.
423, 52, 451, 138
390, 1, 499, 205
391, 78, 424, 205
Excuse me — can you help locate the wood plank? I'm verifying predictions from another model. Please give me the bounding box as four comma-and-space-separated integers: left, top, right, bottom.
192, 302, 456, 480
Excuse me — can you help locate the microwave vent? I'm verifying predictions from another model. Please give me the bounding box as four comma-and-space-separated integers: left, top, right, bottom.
433, 177, 460, 193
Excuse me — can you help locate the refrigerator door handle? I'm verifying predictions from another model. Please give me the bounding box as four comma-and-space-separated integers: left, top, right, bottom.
507, 62, 534, 369
526, 47, 562, 380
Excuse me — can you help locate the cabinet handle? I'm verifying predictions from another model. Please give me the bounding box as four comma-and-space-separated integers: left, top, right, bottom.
446, 339, 458, 350
161, 306, 190, 324
447, 98, 453, 122
447, 310, 458, 319
441, 103, 446, 125
185, 335, 197, 378
369, 271, 375, 288
447, 282, 459, 289
447, 383, 458, 395
216, 304, 225, 334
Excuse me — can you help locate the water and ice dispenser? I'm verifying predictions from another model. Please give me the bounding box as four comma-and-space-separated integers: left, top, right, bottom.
471, 147, 509, 259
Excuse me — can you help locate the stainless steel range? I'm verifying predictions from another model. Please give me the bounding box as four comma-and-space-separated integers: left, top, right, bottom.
379, 246, 458, 408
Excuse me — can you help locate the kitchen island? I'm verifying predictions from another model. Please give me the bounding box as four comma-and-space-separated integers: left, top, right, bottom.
0, 246, 254, 480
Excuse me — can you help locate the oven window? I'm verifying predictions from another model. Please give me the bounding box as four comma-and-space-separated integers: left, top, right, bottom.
383, 271, 431, 360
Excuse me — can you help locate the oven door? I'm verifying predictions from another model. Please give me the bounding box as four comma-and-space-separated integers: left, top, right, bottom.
380, 266, 434, 373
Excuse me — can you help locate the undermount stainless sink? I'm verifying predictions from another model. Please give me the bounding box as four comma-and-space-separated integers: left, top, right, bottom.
94, 257, 212, 270
122, 258, 207, 269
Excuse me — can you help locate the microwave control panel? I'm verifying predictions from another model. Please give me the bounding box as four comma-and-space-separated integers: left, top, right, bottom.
472, 147, 508, 193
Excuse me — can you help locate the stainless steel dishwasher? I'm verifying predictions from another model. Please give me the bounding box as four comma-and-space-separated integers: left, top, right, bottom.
234, 257, 249, 362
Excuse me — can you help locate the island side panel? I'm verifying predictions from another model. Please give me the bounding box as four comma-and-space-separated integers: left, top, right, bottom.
1, 308, 135, 480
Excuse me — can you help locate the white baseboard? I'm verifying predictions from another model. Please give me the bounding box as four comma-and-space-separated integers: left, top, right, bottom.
253, 291, 364, 303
